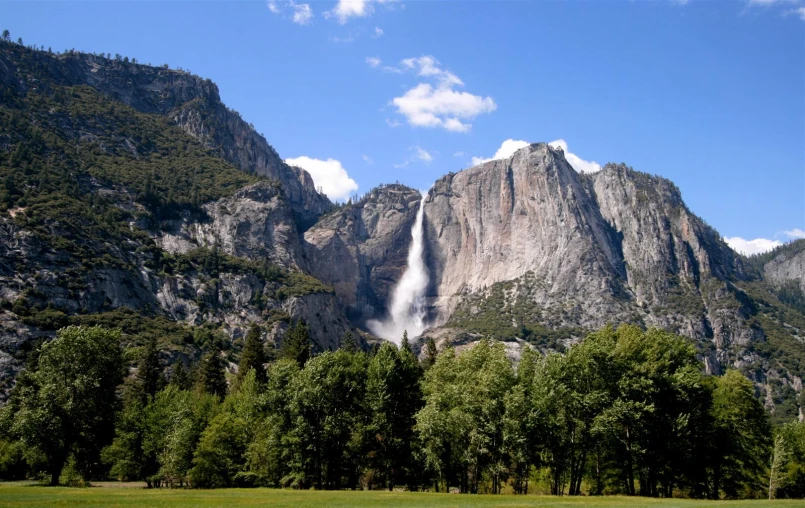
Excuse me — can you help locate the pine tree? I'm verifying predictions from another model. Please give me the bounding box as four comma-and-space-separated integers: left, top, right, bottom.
237, 324, 267, 384
422, 337, 438, 370
340, 330, 358, 353
195, 350, 228, 398
280, 320, 311, 368
132, 338, 163, 403
401, 330, 411, 352
170, 361, 192, 390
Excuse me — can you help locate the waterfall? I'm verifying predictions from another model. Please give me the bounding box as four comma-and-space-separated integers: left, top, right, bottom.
367, 191, 429, 344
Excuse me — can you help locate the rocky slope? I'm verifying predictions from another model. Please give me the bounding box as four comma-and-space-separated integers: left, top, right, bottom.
0, 42, 359, 397
0, 44, 331, 224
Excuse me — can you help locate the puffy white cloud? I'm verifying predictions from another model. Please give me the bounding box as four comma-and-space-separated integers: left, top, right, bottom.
292, 3, 313, 24
725, 237, 783, 256
366, 56, 382, 68
791, 6, 805, 20
471, 139, 530, 166
380, 56, 495, 133
285, 156, 358, 201
548, 139, 602, 173
784, 228, 805, 239
267, 1, 280, 13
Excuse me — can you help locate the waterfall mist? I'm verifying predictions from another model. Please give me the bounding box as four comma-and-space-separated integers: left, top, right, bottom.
367, 192, 429, 344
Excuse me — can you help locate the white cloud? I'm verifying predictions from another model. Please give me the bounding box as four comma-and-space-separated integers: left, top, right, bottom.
329, 0, 395, 23
268, 1, 313, 25
471, 139, 530, 166
373, 26, 384, 37
789, 6, 805, 20
784, 228, 805, 239
385, 118, 401, 128
453, 151, 465, 157
415, 147, 433, 163
285, 156, 358, 201
384, 56, 496, 133
292, 3, 313, 24
548, 139, 602, 174
394, 146, 435, 168
725, 237, 783, 256
366, 56, 382, 68
748, 0, 798, 5
362, 155, 374, 165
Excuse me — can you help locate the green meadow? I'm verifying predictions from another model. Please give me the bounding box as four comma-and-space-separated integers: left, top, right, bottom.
0, 487, 802, 508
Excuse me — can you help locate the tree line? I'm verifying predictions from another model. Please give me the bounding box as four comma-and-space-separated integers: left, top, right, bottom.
1, 323, 804, 498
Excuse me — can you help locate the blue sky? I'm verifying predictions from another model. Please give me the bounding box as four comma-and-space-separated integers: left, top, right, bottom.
2, 0, 803, 254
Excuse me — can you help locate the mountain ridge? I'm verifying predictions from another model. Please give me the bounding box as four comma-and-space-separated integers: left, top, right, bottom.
0, 41, 803, 423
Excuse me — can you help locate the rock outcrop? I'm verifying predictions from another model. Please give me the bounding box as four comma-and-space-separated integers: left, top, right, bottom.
304, 185, 422, 323
763, 241, 805, 295
156, 181, 305, 269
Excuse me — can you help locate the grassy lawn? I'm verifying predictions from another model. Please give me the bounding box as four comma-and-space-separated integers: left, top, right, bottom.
0, 486, 802, 508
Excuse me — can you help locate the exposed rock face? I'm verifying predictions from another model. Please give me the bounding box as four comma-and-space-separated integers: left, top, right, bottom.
304, 185, 422, 324
424, 143, 631, 328
0, 49, 331, 223
156, 181, 305, 269
764, 241, 805, 294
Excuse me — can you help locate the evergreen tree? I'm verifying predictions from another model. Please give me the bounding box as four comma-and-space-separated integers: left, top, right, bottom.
400, 330, 411, 352
280, 320, 311, 368
237, 324, 267, 385
422, 337, 438, 370
132, 338, 163, 403
340, 331, 358, 353
1, 30, 9, 41
196, 351, 228, 398
170, 362, 192, 391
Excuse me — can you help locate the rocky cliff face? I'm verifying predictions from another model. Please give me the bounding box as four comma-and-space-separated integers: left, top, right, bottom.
763, 241, 805, 295
304, 185, 422, 323
423, 144, 630, 329
156, 181, 305, 269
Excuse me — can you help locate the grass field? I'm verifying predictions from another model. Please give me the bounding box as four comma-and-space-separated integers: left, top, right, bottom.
0, 486, 802, 508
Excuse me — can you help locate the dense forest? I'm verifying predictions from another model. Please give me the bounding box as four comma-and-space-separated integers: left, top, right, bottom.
1, 323, 804, 499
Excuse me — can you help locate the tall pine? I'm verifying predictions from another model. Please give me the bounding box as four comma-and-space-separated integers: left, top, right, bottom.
195, 350, 228, 398
237, 324, 267, 384
280, 320, 311, 368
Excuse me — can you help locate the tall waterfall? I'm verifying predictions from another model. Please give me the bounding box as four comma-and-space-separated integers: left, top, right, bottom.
368, 192, 429, 344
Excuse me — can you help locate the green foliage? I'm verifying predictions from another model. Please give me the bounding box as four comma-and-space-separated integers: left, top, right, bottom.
417, 340, 516, 493
366, 343, 423, 490
1, 326, 124, 485
710, 370, 772, 498
286, 350, 368, 489
447, 273, 584, 350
